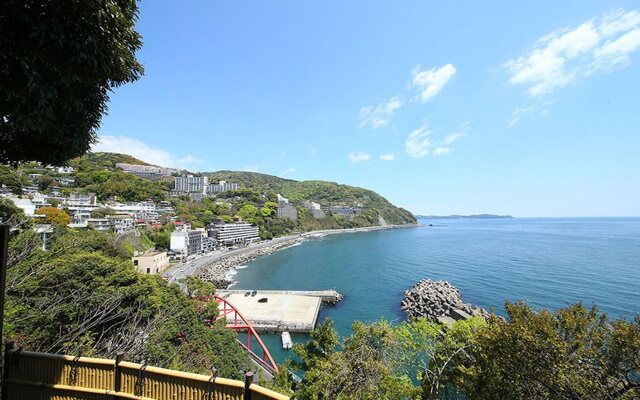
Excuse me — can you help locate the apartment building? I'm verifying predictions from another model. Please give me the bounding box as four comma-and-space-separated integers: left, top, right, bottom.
277, 201, 298, 220
116, 163, 176, 181
174, 175, 208, 194
207, 181, 239, 194
302, 200, 326, 219
207, 221, 260, 246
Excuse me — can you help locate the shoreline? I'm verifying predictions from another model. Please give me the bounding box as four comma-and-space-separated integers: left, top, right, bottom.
197, 223, 417, 288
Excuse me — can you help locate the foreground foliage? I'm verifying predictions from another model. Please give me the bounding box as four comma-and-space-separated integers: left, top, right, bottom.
4, 223, 249, 378
0, 1, 144, 165
286, 305, 640, 400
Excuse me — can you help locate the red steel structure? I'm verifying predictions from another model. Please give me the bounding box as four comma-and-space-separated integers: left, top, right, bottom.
213, 294, 279, 374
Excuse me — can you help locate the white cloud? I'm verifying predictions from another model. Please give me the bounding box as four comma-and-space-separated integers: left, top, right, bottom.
283, 167, 298, 175
93, 135, 203, 169
412, 64, 457, 102
432, 147, 451, 156
508, 100, 556, 128
442, 132, 464, 145
358, 97, 403, 129
505, 9, 640, 96
379, 153, 395, 161
348, 151, 371, 163
405, 123, 433, 158
306, 145, 318, 156
405, 121, 468, 158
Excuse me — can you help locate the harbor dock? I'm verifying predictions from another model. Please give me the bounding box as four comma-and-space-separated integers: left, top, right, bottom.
216, 289, 343, 304
215, 289, 343, 332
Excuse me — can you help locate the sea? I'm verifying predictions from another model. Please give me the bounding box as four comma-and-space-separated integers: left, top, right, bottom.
232, 217, 640, 364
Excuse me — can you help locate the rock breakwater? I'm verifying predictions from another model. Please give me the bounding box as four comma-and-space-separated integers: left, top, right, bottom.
198, 237, 305, 288
401, 279, 489, 323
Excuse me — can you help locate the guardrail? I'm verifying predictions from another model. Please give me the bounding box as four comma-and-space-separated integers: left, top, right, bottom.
2, 344, 290, 400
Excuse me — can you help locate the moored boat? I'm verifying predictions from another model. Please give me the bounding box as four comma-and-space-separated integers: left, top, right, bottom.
281, 331, 293, 350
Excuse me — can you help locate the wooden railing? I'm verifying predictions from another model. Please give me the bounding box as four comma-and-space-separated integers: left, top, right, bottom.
2, 346, 290, 400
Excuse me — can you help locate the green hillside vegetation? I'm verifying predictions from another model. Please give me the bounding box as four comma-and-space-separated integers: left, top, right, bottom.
208, 171, 416, 226
73, 169, 171, 202
72, 152, 154, 170
5, 153, 414, 240
4, 215, 248, 378
67, 153, 172, 202
270, 307, 640, 399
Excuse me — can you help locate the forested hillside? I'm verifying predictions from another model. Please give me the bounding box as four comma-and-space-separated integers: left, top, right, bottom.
208, 170, 416, 226
3, 211, 248, 378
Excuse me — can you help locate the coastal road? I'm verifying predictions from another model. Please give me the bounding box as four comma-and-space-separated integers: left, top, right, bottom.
162, 233, 305, 283
162, 224, 415, 284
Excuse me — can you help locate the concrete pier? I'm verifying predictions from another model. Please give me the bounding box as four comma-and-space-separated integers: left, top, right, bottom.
216, 289, 343, 304
216, 290, 343, 332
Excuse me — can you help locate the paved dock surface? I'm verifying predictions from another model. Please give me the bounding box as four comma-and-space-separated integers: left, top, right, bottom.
217, 289, 343, 303
220, 292, 322, 332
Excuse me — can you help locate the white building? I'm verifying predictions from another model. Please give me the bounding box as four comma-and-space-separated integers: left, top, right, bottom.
116, 163, 176, 181
86, 218, 111, 231
170, 229, 209, 257
106, 215, 136, 235
208, 222, 260, 246
174, 175, 208, 194
170, 231, 188, 255
302, 200, 326, 219
4, 197, 36, 216
207, 181, 239, 194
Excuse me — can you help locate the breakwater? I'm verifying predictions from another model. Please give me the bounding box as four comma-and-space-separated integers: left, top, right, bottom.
401, 279, 490, 323
196, 224, 415, 289
198, 237, 305, 288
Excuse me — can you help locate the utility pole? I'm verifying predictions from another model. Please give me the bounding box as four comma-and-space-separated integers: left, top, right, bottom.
0, 225, 8, 349
0, 224, 9, 395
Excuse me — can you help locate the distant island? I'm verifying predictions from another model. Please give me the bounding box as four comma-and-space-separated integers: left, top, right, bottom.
415, 214, 514, 219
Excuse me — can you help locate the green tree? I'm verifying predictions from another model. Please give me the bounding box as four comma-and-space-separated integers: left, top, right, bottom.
35, 175, 54, 191
35, 206, 71, 226
0, 165, 25, 194
236, 204, 258, 221
462, 302, 640, 400
295, 319, 416, 400
293, 318, 339, 371
0, 1, 144, 164
0, 197, 28, 226
5, 227, 250, 378
395, 317, 486, 400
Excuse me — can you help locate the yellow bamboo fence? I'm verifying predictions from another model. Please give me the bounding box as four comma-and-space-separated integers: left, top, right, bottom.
2, 346, 290, 400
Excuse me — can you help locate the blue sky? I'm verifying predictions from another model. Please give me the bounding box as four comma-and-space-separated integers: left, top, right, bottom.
95, 1, 640, 217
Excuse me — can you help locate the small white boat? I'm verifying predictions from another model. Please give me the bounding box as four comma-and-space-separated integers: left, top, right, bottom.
281, 331, 293, 350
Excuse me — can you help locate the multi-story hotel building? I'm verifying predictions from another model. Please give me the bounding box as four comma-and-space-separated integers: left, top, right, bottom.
208, 221, 260, 246
174, 175, 208, 194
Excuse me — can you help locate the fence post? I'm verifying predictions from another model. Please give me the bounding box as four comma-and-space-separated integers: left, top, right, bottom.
244, 372, 254, 400
0, 225, 9, 400
113, 352, 125, 399
0, 341, 13, 400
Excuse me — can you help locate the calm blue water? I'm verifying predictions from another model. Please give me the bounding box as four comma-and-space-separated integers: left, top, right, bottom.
233, 218, 640, 364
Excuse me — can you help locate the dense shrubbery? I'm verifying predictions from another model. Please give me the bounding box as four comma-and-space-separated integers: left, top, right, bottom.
271, 305, 640, 400
4, 222, 249, 378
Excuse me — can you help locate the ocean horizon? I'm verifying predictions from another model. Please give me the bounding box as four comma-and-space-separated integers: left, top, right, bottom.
232, 216, 640, 363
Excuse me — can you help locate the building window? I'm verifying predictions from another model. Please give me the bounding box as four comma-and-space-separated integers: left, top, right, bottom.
134, 260, 138, 266
146, 268, 150, 274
